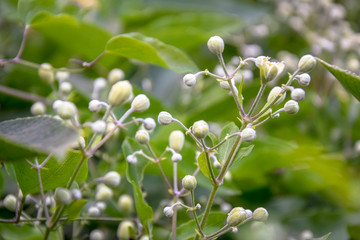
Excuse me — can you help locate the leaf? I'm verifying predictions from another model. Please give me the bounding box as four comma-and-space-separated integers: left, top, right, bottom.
308, 232, 331, 240
207, 132, 218, 146
197, 151, 211, 180
229, 145, 254, 171
218, 122, 239, 163
0, 223, 59, 240
0, 115, 79, 160
317, 58, 360, 101
122, 138, 153, 235
105, 32, 198, 73
12, 150, 88, 195
67, 199, 87, 220
17, 0, 54, 24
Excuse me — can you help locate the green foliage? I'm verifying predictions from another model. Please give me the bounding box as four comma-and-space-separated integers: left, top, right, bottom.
18, 0, 55, 24
66, 199, 87, 220
218, 122, 239, 163
197, 151, 211, 180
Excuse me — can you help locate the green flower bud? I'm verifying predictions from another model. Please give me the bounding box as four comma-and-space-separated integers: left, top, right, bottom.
169, 130, 185, 152
31, 102, 46, 115
291, 88, 305, 101
183, 73, 197, 87
182, 175, 197, 191
108, 68, 125, 84
88, 206, 101, 216
163, 206, 174, 217
95, 184, 113, 201
57, 101, 77, 119
54, 188, 72, 205
117, 194, 134, 213
158, 111, 173, 125
135, 129, 150, 144
227, 207, 247, 226
207, 36, 225, 55
260, 59, 285, 83
192, 120, 209, 139
241, 128, 256, 142
38, 63, 55, 84
59, 81, 72, 94
91, 120, 107, 134
3, 194, 17, 212
103, 171, 121, 187
131, 94, 150, 112
284, 100, 299, 114
90, 229, 105, 240
253, 207, 269, 222
298, 55, 317, 73
267, 86, 286, 106
108, 80, 133, 106
298, 73, 311, 86
117, 221, 135, 240
245, 209, 253, 219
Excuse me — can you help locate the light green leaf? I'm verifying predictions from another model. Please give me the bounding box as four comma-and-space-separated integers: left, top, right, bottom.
309, 232, 331, 240
67, 199, 87, 220
12, 150, 88, 195
317, 58, 360, 101
105, 32, 198, 73
17, 0, 54, 24
207, 132, 218, 146
0, 223, 59, 240
197, 151, 211, 180
0, 115, 79, 161
218, 122, 239, 163
229, 145, 254, 171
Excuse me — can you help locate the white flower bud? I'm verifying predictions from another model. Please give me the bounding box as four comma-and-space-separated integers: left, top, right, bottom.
71, 189, 82, 200
291, 88, 305, 101
94, 77, 107, 90
31, 102, 46, 115
245, 209, 253, 219
131, 94, 150, 112
182, 175, 197, 191
90, 229, 105, 240
219, 81, 231, 90
135, 129, 150, 144
54, 188, 72, 205
140, 235, 149, 240
284, 100, 299, 114
267, 86, 286, 106
108, 80, 133, 106
3, 194, 17, 212
163, 206, 174, 217
103, 171, 121, 187
89, 99, 101, 112
91, 120, 107, 134
227, 207, 247, 226
255, 56, 267, 68
127, 154, 138, 164
143, 118, 156, 131
171, 152, 182, 162
88, 206, 101, 216
56, 101, 77, 119
260, 59, 285, 83
158, 111, 173, 125
59, 81, 72, 94
108, 68, 125, 84
38, 63, 55, 84
207, 36, 225, 55
298, 73, 311, 86
253, 207, 269, 221
56, 71, 70, 82
169, 130, 185, 152
183, 73, 197, 87
241, 128, 256, 142
96, 201, 107, 211
52, 100, 63, 111
95, 184, 113, 201
192, 120, 209, 139
118, 194, 133, 213
298, 54, 317, 73
117, 221, 135, 240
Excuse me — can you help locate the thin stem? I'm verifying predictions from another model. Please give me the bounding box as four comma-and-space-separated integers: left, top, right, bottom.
228, 79, 246, 117
206, 225, 230, 239
0, 85, 52, 105
172, 119, 202, 147
248, 84, 266, 117
77, 52, 106, 68
191, 190, 204, 238
171, 196, 178, 240
34, 158, 50, 221
208, 132, 240, 151
217, 54, 229, 78
173, 162, 178, 193
14, 26, 30, 60
201, 139, 217, 185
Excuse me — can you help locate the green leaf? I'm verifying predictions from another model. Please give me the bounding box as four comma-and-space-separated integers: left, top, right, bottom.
105, 32, 198, 73
229, 145, 254, 171
197, 151, 211, 180
309, 232, 331, 240
218, 122, 239, 163
12, 150, 88, 195
17, 0, 54, 24
207, 132, 218, 146
67, 199, 87, 220
0, 115, 79, 161
122, 138, 153, 235
317, 58, 360, 101
0, 223, 59, 240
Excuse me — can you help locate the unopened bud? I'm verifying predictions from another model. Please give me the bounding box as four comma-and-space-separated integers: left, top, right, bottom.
96, 201, 107, 211
95, 184, 113, 201
245, 209, 253, 219
89, 99, 101, 112
253, 207, 269, 221
59, 82, 72, 94
94, 77, 107, 90
163, 206, 174, 217
284, 100, 299, 114
56, 71, 70, 82
220, 81, 231, 90
31, 102, 46, 115
38, 63, 55, 84
57, 101, 77, 119
207, 36, 225, 55
118, 194, 133, 213
143, 118, 156, 131
135, 129, 150, 144
140, 235, 149, 240
298, 73, 311, 86
103, 171, 121, 187
91, 120, 107, 134
227, 207, 247, 226
108, 68, 125, 84
90, 229, 105, 240
241, 128, 256, 142
169, 130, 185, 152
54, 188, 72, 205
131, 94, 150, 112
3, 194, 17, 212
71, 189, 82, 200
192, 120, 209, 139
127, 154, 138, 164
291, 88, 305, 101
88, 206, 101, 216
255, 56, 267, 68
298, 55, 317, 73
171, 152, 182, 162
52, 100, 63, 111
182, 175, 197, 191
158, 111, 173, 125
267, 86, 286, 106
78, 136, 85, 149
183, 73, 197, 87
108, 80, 133, 106
117, 221, 135, 240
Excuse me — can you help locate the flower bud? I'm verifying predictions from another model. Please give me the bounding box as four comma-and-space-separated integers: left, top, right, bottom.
108, 80, 133, 106
158, 111, 173, 125
140, 235, 149, 240
108, 68, 125, 84
59, 81, 72, 94
118, 194, 134, 213
182, 175, 197, 191
135, 130, 150, 144
117, 221, 135, 240
298, 73, 311, 86
220, 81, 231, 90
260, 59, 285, 83
207, 36, 224, 55
245, 209, 253, 219
255, 56, 267, 68
31, 102, 46, 115
241, 128, 256, 142
267, 86, 286, 106
88, 206, 101, 216
91, 120, 107, 134
183, 74, 197, 87
291, 88, 305, 101
89, 99, 101, 112
78, 136, 86, 149
253, 207, 269, 221
143, 118, 156, 131
38, 63, 55, 84
227, 207, 247, 227
3, 194, 17, 212
94, 77, 107, 90
54, 188, 72, 205
163, 206, 174, 217
95, 184, 113, 201
56, 70, 70, 82
169, 130, 185, 152
127, 154, 138, 164
52, 100, 63, 111
56, 101, 77, 119
103, 171, 121, 187
192, 120, 209, 139
96, 201, 107, 211
131, 94, 150, 112
284, 100, 299, 114
171, 152, 182, 162
90, 229, 105, 240
298, 55, 317, 73
71, 189, 82, 200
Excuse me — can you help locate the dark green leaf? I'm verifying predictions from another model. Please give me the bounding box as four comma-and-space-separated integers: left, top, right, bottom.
197, 151, 211, 180
13, 150, 88, 195
218, 122, 239, 163
105, 32, 198, 73
17, 0, 54, 24
229, 145, 254, 171
0, 115, 79, 160
67, 199, 87, 220
317, 58, 360, 101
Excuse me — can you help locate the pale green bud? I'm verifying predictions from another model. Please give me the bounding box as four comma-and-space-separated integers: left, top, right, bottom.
117, 194, 133, 213
135, 129, 150, 144
227, 207, 247, 226
103, 171, 121, 187
38, 63, 55, 84
207, 36, 225, 55
131, 94, 150, 112
140, 235, 149, 240
182, 175, 197, 191
3, 194, 17, 212
88, 206, 101, 216
253, 207, 269, 221
183, 73, 197, 87
143, 118, 156, 131
267, 86, 286, 106
169, 130, 185, 152
54, 188, 72, 205
158, 111, 173, 125
89, 99, 101, 112
126, 154, 138, 164
71, 189, 82, 200
59, 81, 72, 94
55, 71, 70, 82
52, 100, 63, 111
260, 60, 285, 83
31, 102, 46, 115
192, 120, 209, 139
241, 128, 256, 142
163, 206, 174, 217
298, 73, 311, 86
90, 229, 105, 240
291, 88, 305, 101
91, 120, 107, 134
171, 152, 182, 162
117, 221, 135, 240
57, 101, 77, 119
108, 80, 133, 106
245, 209, 253, 219
108, 68, 125, 84
255, 56, 268, 68
95, 184, 113, 201
298, 55, 317, 73
284, 100, 299, 114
